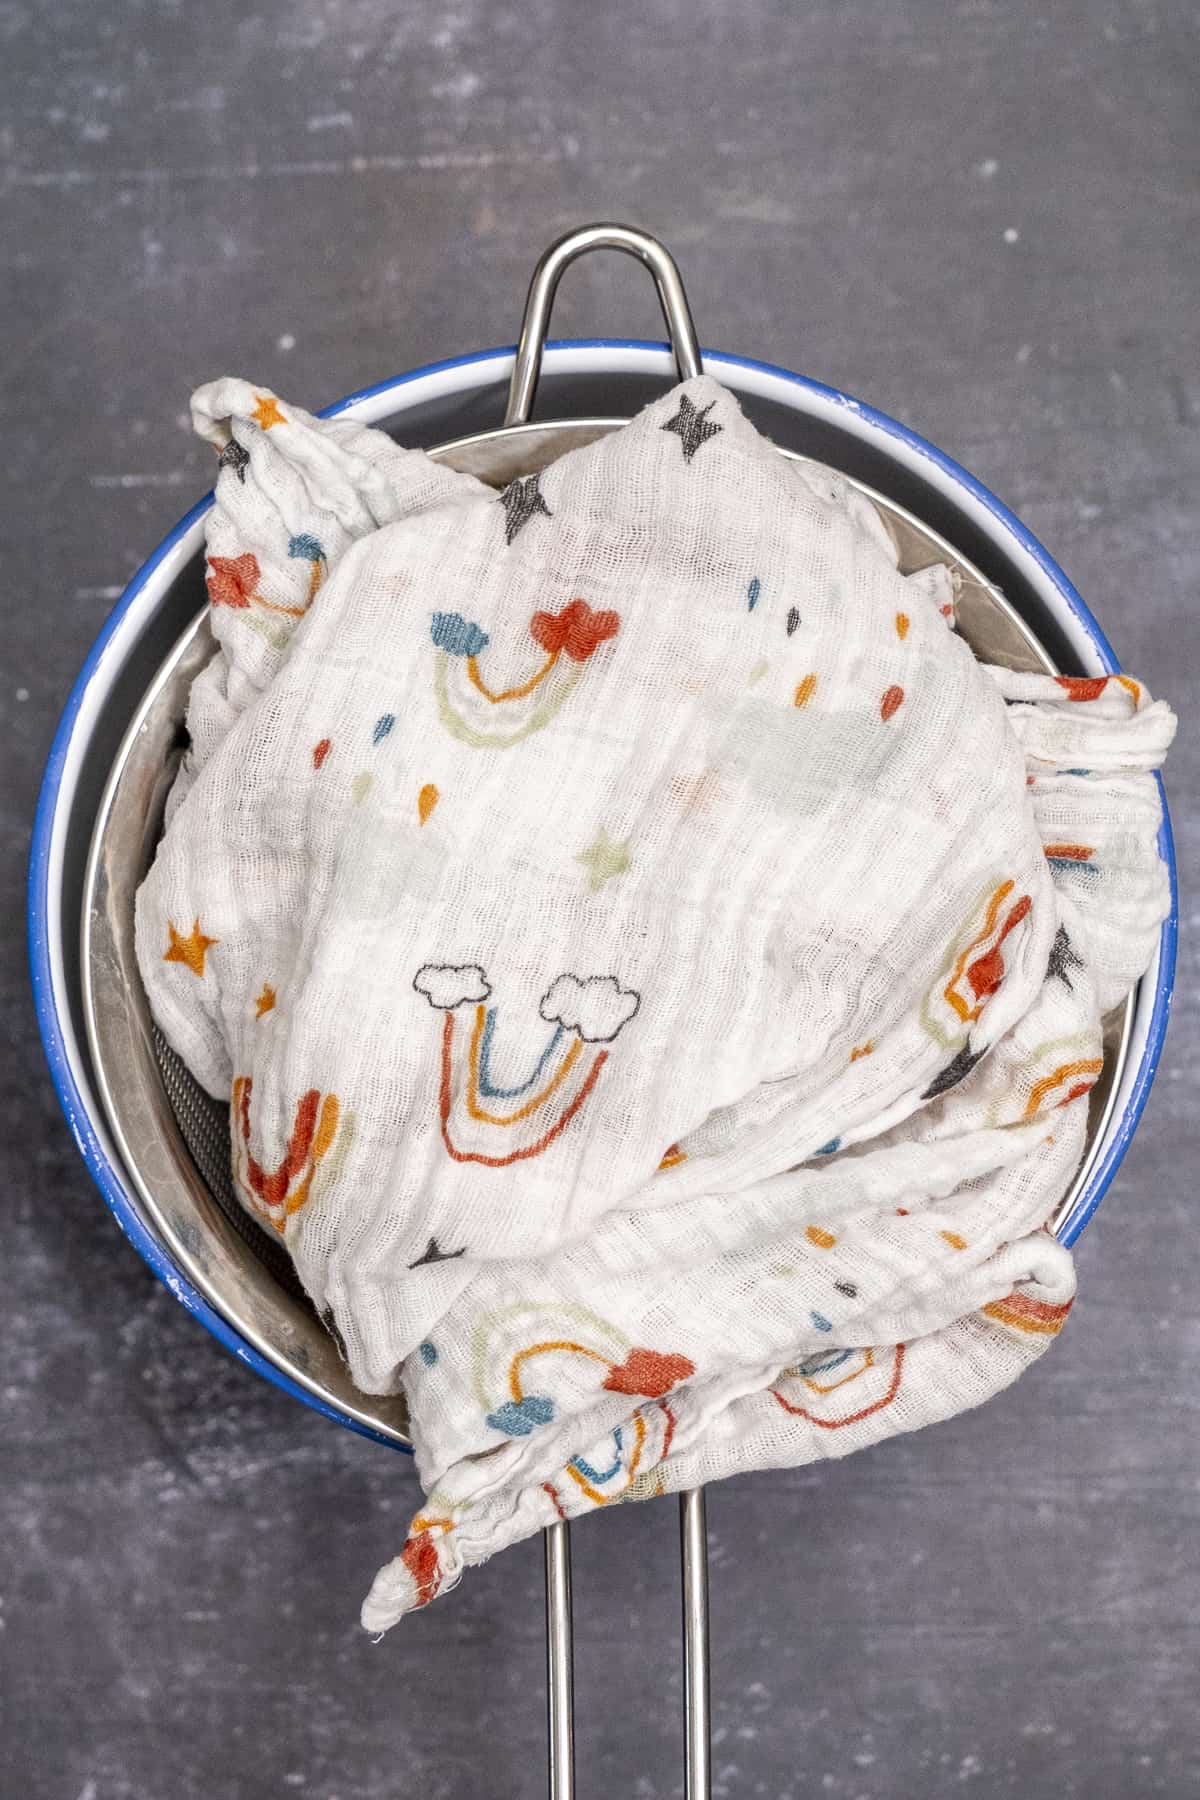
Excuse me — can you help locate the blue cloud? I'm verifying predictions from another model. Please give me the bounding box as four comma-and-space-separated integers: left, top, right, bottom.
486, 1395, 555, 1437
431, 611, 489, 658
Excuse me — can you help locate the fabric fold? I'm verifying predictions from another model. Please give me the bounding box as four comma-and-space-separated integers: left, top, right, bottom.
133, 374, 1173, 1633
173, 378, 487, 815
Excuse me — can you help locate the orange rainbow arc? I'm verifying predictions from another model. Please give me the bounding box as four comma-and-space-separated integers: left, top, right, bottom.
771, 1344, 905, 1429
510, 1339, 610, 1403
564, 1411, 647, 1506
982, 1292, 1073, 1335
1023, 1056, 1103, 1118
466, 649, 560, 704
465, 1004, 582, 1125
439, 1011, 608, 1168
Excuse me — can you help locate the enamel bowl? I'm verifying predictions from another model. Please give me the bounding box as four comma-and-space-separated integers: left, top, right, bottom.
29, 339, 1177, 1449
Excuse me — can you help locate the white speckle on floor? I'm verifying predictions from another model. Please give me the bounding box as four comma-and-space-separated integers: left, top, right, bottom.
431, 70, 481, 99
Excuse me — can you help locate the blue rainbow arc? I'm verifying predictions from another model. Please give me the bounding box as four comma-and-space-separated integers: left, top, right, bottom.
477, 1007, 566, 1099
571, 1427, 625, 1485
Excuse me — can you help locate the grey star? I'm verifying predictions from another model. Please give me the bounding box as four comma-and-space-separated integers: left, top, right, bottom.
661, 392, 722, 464
217, 439, 249, 483
922, 1041, 985, 1101
498, 472, 552, 544
408, 1237, 466, 1269
1047, 923, 1085, 992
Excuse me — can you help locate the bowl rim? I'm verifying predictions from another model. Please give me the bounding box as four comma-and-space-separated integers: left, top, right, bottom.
29, 336, 1178, 1446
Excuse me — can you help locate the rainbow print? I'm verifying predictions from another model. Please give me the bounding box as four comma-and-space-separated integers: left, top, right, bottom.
982, 1290, 1073, 1337
414, 965, 640, 1168
1044, 841, 1100, 878
982, 1029, 1104, 1128
471, 1307, 693, 1503
430, 598, 619, 749
920, 877, 1033, 1051
771, 1343, 905, 1430
231, 1075, 340, 1234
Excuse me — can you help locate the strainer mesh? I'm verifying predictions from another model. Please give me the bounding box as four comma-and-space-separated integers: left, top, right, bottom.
151, 1025, 307, 1299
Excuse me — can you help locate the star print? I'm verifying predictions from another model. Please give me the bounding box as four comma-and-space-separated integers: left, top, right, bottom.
217, 439, 250, 482
498, 472, 552, 545
921, 1041, 985, 1101
408, 1237, 466, 1268
575, 827, 632, 892
251, 392, 287, 431
163, 919, 217, 978
661, 392, 722, 463
254, 983, 276, 1019
1047, 923, 1085, 992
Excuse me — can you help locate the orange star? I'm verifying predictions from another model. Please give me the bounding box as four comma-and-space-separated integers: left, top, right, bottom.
251, 392, 287, 431
163, 919, 217, 977
255, 983, 276, 1019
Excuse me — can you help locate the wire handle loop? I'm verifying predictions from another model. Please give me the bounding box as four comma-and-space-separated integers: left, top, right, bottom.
505, 222, 704, 426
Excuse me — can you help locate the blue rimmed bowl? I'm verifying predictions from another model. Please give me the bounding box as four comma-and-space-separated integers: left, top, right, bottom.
29, 339, 1177, 1450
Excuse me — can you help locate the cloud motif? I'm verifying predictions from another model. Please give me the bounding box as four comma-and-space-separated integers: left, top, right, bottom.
539, 973, 641, 1043
414, 963, 492, 1010
431, 611, 489, 658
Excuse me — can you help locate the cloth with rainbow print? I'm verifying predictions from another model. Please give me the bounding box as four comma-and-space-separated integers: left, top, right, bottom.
135, 374, 1175, 1631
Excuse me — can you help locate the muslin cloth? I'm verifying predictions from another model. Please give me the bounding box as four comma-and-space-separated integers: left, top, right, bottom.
135, 376, 1174, 1631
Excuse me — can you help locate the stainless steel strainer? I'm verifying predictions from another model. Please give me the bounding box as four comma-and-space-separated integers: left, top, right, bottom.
80, 224, 1134, 1800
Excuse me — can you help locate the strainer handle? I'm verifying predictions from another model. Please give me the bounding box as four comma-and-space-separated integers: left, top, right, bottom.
523, 223, 711, 1800
545, 1520, 575, 1798
544, 1494, 711, 1800
504, 222, 704, 427
680, 1487, 712, 1799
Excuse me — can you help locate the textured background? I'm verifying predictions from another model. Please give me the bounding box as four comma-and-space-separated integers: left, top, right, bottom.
4, 2, 1198, 1796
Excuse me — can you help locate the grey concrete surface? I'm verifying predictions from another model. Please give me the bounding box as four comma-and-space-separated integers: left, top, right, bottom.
3, 2, 1197, 1796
